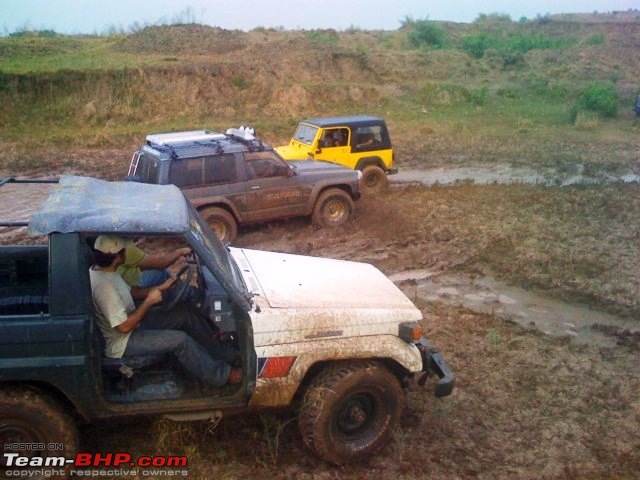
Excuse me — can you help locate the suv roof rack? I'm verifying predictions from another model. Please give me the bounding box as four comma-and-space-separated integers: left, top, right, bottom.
146, 130, 226, 146
225, 126, 265, 152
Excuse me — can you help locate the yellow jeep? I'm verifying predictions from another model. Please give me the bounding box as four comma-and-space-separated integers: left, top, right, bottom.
276, 116, 397, 193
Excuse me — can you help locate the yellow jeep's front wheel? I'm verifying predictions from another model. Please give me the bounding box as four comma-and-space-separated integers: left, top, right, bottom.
298, 361, 403, 465
360, 165, 388, 194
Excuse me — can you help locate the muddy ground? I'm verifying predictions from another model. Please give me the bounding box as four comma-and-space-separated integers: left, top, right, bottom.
2, 165, 639, 479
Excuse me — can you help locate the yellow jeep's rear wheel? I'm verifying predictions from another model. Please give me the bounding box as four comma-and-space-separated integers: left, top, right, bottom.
360, 165, 388, 194
298, 361, 403, 465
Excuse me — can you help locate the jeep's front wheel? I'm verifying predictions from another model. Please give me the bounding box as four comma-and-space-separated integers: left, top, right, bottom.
0, 388, 78, 479
201, 207, 238, 243
298, 361, 403, 464
360, 165, 387, 194
312, 189, 353, 228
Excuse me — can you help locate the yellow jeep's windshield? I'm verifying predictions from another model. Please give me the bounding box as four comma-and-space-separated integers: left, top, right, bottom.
293, 124, 318, 145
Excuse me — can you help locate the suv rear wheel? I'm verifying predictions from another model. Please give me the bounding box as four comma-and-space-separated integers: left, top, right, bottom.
201, 207, 238, 243
312, 189, 353, 227
298, 361, 403, 464
0, 388, 78, 479
360, 165, 387, 194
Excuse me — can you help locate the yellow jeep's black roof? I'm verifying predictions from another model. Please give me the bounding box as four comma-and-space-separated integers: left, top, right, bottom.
301, 116, 385, 128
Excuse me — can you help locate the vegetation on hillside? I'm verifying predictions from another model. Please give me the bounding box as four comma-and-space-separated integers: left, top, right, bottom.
0, 13, 638, 175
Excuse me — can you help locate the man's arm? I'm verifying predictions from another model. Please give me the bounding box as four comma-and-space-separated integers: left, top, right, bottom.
139, 247, 191, 271
130, 275, 176, 300
116, 288, 162, 334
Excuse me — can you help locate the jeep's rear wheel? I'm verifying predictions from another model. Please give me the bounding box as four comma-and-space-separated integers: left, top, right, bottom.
312, 189, 353, 227
360, 165, 387, 194
0, 388, 78, 479
201, 207, 238, 243
298, 361, 403, 464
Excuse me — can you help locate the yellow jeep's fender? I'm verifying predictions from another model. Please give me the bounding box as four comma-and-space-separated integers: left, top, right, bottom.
249, 336, 422, 408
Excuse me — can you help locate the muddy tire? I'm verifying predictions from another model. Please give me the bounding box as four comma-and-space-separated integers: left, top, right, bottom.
201, 207, 237, 243
0, 388, 78, 479
298, 361, 403, 465
312, 189, 353, 228
360, 165, 387, 194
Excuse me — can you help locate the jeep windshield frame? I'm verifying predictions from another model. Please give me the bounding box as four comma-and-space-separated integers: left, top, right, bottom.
292, 123, 319, 145
185, 202, 250, 307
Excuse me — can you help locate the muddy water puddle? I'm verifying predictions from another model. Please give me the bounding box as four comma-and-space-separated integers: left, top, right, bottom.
391, 269, 639, 348
392, 164, 640, 187
0, 183, 52, 241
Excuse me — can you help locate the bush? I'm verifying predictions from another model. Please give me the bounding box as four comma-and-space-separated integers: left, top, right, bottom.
306, 29, 338, 44
461, 33, 575, 59
474, 13, 513, 24
571, 83, 619, 121
405, 18, 447, 49
584, 32, 605, 46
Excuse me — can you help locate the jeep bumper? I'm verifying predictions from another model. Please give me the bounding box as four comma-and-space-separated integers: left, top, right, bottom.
416, 338, 455, 398
387, 168, 398, 175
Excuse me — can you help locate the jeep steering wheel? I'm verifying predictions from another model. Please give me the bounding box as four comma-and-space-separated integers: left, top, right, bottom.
162, 264, 194, 311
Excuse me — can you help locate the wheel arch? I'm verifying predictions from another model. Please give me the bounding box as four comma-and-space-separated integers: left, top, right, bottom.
355, 156, 385, 172
306, 184, 356, 216
194, 199, 242, 222
292, 357, 410, 404
0, 380, 89, 423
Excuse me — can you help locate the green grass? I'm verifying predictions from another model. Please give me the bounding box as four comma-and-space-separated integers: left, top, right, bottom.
0, 36, 197, 73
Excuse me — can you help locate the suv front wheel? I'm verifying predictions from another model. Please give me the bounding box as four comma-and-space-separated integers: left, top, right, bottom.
201, 207, 238, 243
298, 361, 403, 464
312, 189, 353, 227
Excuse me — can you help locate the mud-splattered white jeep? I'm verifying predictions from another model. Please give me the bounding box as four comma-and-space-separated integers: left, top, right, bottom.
0, 176, 454, 472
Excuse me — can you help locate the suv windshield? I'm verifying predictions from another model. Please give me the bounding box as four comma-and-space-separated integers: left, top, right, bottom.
136, 154, 160, 183
293, 124, 318, 145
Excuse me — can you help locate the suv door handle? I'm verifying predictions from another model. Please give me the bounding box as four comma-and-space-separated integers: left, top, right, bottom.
251, 185, 261, 190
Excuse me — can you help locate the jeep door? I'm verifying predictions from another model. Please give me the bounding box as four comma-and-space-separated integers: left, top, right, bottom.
243, 151, 309, 223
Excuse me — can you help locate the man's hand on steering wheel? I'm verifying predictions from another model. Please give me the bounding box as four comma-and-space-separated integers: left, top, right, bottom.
158, 275, 177, 292
162, 264, 195, 311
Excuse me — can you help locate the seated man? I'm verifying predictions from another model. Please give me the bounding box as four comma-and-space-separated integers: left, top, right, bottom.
87, 236, 192, 297
89, 235, 242, 387
119, 238, 192, 297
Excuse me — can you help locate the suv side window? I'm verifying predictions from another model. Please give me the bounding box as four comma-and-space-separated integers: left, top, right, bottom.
170, 157, 204, 188
170, 154, 239, 188
245, 152, 290, 180
204, 154, 238, 185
